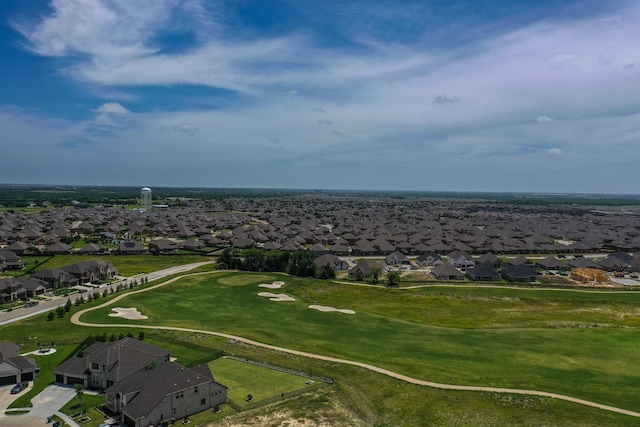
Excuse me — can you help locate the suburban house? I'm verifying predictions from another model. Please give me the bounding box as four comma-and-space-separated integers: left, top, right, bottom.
502, 264, 538, 282
32, 268, 79, 288
476, 252, 503, 270
148, 239, 179, 254
105, 361, 227, 427
416, 252, 442, 267
179, 239, 205, 251
0, 250, 25, 270
4, 241, 34, 255
117, 241, 146, 254
55, 338, 170, 390
62, 260, 118, 284
43, 242, 73, 255
308, 243, 329, 256
0, 279, 28, 303
466, 264, 501, 281
431, 265, 465, 281
55, 338, 227, 427
313, 254, 349, 271
78, 242, 107, 254
0, 341, 39, 385
534, 257, 570, 272
598, 254, 633, 272
348, 259, 384, 278
13, 277, 51, 297
385, 251, 410, 265
446, 250, 475, 271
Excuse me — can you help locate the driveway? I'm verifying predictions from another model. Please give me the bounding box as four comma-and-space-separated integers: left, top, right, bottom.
0, 384, 81, 426
28, 384, 77, 419
0, 382, 32, 412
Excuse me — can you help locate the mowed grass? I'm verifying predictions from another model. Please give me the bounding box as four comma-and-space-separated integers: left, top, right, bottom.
28, 254, 207, 277
209, 357, 313, 405
79, 272, 640, 413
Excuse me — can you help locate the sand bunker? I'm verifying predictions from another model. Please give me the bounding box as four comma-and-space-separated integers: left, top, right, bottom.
258, 292, 296, 302
308, 305, 355, 315
109, 307, 148, 320
258, 281, 286, 289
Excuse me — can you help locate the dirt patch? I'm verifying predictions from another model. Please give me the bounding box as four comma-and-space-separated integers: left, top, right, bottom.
208, 390, 366, 427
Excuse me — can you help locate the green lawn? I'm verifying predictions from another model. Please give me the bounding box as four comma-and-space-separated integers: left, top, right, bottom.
209, 357, 315, 407
25, 254, 208, 277
78, 272, 640, 415
60, 394, 107, 427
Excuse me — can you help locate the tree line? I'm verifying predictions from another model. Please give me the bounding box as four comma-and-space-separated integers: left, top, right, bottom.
216, 248, 335, 279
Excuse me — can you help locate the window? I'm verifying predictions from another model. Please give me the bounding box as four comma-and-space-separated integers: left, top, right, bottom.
194, 386, 198, 393
91, 363, 99, 370
201, 398, 206, 405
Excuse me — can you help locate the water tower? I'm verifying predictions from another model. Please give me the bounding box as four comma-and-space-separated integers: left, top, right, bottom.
140, 187, 152, 212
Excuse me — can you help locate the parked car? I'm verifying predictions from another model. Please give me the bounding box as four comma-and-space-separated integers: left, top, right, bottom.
24, 301, 39, 308
11, 381, 28, 394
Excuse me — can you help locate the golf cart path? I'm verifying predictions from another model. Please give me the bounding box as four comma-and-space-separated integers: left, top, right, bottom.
71, 271, 640, 419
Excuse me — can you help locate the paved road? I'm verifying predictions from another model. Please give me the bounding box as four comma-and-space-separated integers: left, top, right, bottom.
71, 270, 640, 419
0, 262, 213, 326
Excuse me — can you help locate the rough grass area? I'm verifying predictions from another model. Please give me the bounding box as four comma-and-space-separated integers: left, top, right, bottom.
208, 388, 365, 427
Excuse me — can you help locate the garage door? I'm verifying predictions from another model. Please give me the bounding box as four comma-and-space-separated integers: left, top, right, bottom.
0, 375, 17, 386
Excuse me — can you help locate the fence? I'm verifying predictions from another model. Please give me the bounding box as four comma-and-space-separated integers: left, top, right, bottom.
226, 381, 326, 412
225, 355, 334, 384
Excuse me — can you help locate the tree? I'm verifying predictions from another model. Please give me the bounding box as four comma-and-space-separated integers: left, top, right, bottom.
64, 298, 72, 312
286, 251, 316, 277
74, 383, 85, 411
370, 267, 382, 285
47, 311, 54, 321
386, 270, 401, 288
56, 306, 65, 318
315, 263, 335, 280
138, 331, 145, 340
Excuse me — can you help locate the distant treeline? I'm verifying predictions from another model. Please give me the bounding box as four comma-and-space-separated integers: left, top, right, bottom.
217, 248, 335, 279
1, 184, 639, 207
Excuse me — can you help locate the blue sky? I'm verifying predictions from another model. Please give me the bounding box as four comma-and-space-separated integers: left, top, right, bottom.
1, 0, 639, 193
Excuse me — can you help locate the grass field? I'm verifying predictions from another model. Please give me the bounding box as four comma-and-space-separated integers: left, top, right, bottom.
4, 270, 640, 426
78, 272, 640, 416
208, 357, 316, 407
23, 253, 208, 277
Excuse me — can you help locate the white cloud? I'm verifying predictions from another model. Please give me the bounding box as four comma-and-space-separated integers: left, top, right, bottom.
93, 102, 131, 114
548, 148, 563, 155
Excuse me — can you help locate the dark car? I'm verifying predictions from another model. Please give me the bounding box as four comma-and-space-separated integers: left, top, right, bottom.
24, 301, 39, 308
11, 381, 28, 394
